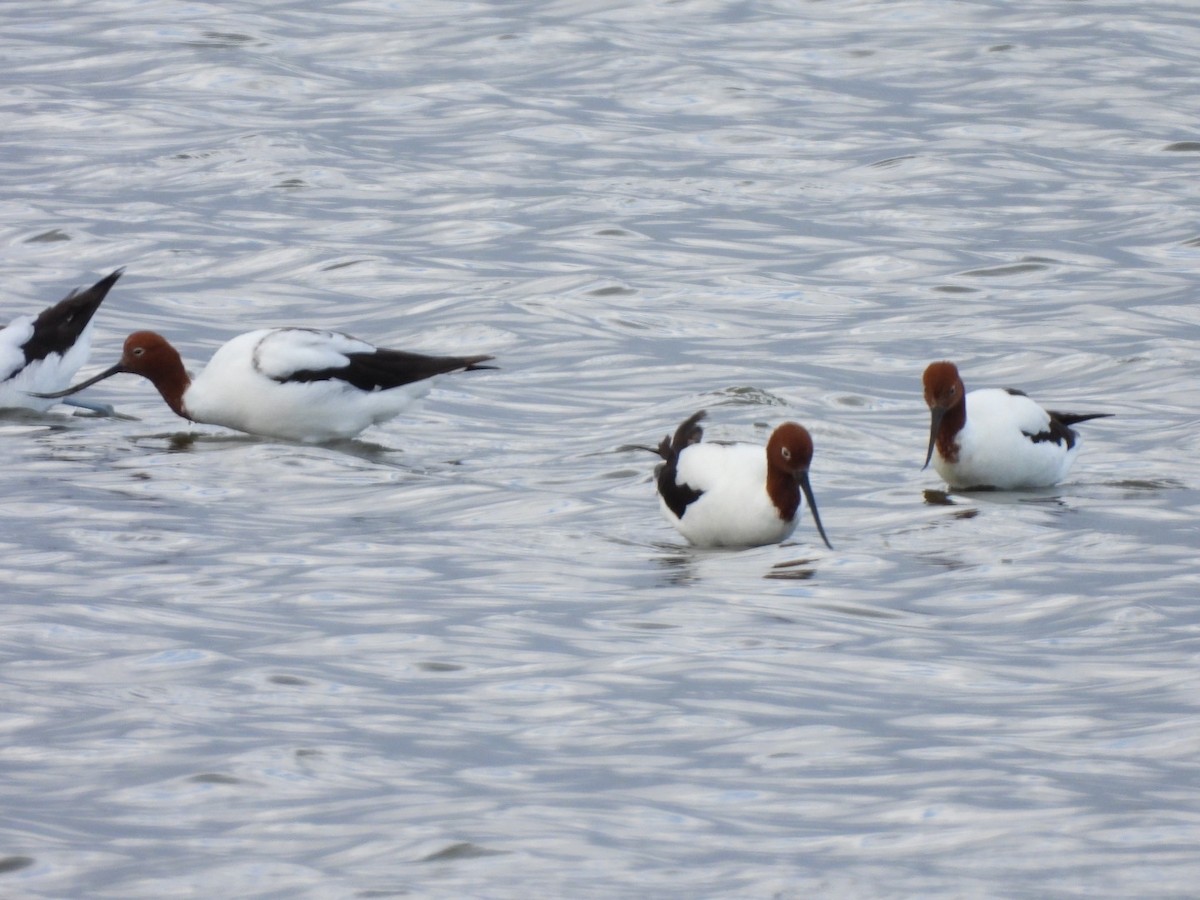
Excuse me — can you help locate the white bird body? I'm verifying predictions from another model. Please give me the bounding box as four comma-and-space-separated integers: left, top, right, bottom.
931, 388, 1078, 489
185, 329, 441, 442
38, 326, 494, 442
664, 441, 797, 547
648, 411, 832, 550
923, 361, 1110, 490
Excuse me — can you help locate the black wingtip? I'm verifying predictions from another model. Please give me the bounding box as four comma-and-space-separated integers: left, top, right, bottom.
96, 267, 125, 291
463, 355, 497, 372
1051, 411, 1113, 427
22, 269, 125, 365
59, 268, 124, 305
635, 410, 707, 462
669, 410, 706, 455
320, 347, 496, 391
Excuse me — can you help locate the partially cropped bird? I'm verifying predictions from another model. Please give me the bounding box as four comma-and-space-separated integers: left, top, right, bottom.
1, 269, 122, 412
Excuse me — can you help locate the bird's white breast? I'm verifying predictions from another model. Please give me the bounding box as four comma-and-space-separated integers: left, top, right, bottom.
666, 442, 796, 547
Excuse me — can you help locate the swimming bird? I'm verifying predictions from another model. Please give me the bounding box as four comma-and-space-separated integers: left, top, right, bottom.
645, 410, 832, 549
922, 360, 1111, 490
1, 269, 123, 412
35, 327, 494, 442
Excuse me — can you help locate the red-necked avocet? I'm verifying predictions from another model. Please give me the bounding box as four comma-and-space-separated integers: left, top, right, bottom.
922, 360, 1111, 490
644, 410, 832, 549
36, 326, 494, 442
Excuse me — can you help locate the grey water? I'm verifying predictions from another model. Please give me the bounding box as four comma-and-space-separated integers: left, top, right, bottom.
3, 1, 1200, 897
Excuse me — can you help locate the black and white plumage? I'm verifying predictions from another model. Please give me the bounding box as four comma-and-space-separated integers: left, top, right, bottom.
1, 269, 122, 411
923, 360, 1112, 489
647, 410, 833, 549
37, 326, 494, 442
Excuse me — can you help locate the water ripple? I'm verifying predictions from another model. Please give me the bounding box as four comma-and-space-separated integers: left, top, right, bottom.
3, 0, 1200, 897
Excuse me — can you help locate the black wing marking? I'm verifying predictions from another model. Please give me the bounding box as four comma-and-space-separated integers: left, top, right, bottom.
284, 348, 495, 391
1023, 411, 1113, 449
653, 410, 706, 520
20, 269, 123, 367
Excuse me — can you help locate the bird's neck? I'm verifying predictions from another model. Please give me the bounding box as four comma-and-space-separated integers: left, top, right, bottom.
152, 364, 194, 422
937, 398, 967, 463
766, 469, 800, 522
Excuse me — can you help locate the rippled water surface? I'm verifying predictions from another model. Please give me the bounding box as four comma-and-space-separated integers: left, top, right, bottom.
3, 1, 1200, 897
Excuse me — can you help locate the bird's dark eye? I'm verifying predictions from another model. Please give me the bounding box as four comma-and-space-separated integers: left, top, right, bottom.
781, 447, 792, 460
132, 347, 145, 357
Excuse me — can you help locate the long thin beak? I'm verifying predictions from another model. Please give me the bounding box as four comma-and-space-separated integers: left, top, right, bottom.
798, 471, 833, 550
923, 405, 945, 470
27, 362, 127, 399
